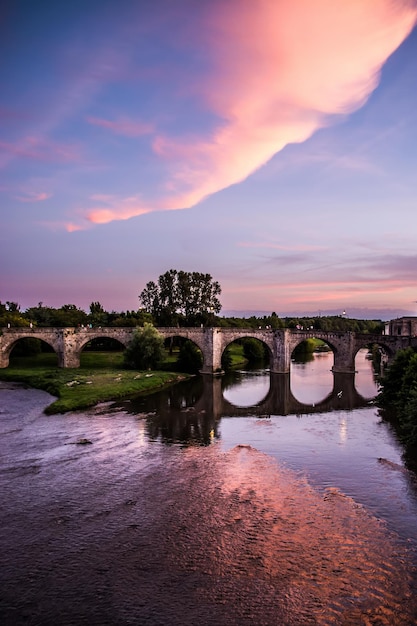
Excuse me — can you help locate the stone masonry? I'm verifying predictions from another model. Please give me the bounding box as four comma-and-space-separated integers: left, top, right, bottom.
1, 326, 415, 373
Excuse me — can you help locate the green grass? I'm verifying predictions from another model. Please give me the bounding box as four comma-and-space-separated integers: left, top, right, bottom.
227, 343, 248, 367
0, 351, 190, 414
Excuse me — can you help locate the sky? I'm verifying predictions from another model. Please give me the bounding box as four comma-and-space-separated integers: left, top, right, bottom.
1, 0, 417, 320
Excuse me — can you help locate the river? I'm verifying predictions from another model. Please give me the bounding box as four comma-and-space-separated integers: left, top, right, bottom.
1, 349, 417, 625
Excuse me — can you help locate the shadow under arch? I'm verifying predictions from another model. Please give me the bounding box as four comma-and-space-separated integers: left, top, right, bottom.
79, 336, 126, 366
8, 336, 59, 366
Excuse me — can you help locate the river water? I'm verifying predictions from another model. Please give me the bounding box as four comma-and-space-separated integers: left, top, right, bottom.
1, 350, 417, 625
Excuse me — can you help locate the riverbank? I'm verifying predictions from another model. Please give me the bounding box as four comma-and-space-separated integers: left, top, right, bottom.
0, 345, 250, 415
0, 353, 191, 414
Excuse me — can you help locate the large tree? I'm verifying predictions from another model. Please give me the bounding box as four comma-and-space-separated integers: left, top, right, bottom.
139, 269, 222, 326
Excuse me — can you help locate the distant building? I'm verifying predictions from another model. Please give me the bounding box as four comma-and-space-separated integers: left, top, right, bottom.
385, 316, 417, 336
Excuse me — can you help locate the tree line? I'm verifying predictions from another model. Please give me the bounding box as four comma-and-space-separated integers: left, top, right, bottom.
377, 347, 417, 470
1, 268, 384, 333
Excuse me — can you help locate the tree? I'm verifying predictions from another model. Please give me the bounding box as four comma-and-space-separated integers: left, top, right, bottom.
89, 301, 108, 327
242, 338, 265, 362
123, 323, 165, 370
139, 269, 222, 326
51, 304, 88, 327
176, 340, 203, 374
0, 301, 29, 328
377, 347, 417, 450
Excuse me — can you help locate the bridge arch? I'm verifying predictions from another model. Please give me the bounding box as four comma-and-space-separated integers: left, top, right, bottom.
352, 336, 395, 361
0, 330, 62, 368
215, 330, 275, 375
157, 328, 209, 372
221, 334, 273, 371
160, 332, 204, 373
289, 335, 336, 356
75, 333, 129, 357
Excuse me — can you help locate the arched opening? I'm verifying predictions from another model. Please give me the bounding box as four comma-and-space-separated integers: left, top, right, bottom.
8, 337, 58, 367
79, 337, 125, 369
221, 337, 271, 408
354, 343, 384, 399
290, 338, 333, 404
222, 337, 271, 372
163, 336, 203, 374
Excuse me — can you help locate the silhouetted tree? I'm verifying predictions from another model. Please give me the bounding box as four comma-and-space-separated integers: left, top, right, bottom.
139, 269, 222, 326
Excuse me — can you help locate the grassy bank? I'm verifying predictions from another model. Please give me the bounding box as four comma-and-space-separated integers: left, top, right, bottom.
226, 343, 248, 368
0, 352, 190, 414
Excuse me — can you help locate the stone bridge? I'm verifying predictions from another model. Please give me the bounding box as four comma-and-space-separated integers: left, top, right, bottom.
1, 326, 415, 373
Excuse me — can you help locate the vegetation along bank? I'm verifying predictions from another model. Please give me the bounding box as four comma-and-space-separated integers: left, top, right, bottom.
377, 347, 417, 471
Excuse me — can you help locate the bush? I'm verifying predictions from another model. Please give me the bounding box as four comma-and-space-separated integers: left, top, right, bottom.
242, 338, 265, 362
292, 338, 317, 358
221, 347, 233, 372
176, 340, 203, 374
123, 323, 164, 370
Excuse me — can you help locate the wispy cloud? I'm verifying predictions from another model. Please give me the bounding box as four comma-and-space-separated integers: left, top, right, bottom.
86, 116, 154, 137
0, 136, 83, 167
83, 194, 152, 227
82, 0, 416, 226
16, 191, 52, 203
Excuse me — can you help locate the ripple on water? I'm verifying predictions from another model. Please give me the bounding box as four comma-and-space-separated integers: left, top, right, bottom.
1, 387, 417, 625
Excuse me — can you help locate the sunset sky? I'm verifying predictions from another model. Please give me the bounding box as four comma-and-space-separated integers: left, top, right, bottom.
2, 0, 417, 319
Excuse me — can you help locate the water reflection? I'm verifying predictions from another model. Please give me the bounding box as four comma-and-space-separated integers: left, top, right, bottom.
354, 347, 381, 398
118, 377, 219, 447
222, 368, 270, 407
114, 355, 377, 448
291, 352, 334, 404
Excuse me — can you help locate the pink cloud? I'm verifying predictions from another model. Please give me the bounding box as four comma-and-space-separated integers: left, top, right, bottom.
65, 222, 85, 233
86, 116, 154, 137
157, 2, 416, 198
84, 194, 153, 224
76, 0, 416, 227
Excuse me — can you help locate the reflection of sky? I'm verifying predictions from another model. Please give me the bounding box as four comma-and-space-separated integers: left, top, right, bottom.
291, 348, 378, 404
290, 352, 334, 404
219, 409, 417, 543
354, 349, 380, 399
223, 372, 270, 407
224, 349, 378, 408
1, 2, 417, 317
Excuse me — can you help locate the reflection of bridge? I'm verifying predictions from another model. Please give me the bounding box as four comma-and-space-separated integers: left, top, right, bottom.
1, 326, 415, 373
120, 372, 377, 447
197, 372, 374, 418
